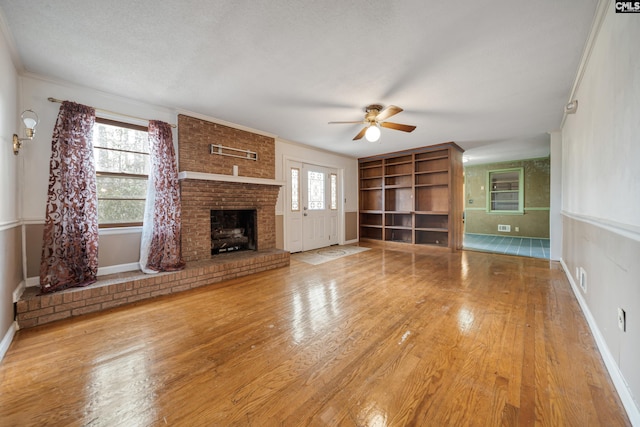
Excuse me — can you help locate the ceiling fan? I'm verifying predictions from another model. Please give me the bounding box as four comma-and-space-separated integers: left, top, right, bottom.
329, 104, 417, 142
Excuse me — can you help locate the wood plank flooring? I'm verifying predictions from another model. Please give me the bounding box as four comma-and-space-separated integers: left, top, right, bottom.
0, 243, 630, 426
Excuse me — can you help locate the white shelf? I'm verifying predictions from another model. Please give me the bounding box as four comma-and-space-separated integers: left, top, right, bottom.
178, 171, 285, 187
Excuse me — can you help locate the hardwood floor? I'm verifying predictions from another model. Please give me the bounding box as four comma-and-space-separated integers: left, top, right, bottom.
0, 243, 630, 426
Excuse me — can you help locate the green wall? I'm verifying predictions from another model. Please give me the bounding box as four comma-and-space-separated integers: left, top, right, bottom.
464, 157, 550, 238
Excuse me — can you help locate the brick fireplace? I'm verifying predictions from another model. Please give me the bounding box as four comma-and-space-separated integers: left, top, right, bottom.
177, 114, 286, 264
180, 179, 280, 262
14, 114, 290, 329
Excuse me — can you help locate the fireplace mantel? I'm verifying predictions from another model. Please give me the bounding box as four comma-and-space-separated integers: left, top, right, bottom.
178, 171, 285, 187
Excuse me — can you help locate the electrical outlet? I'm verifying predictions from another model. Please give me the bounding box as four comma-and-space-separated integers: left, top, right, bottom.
515, 226, 519, 232
618, 308, 626, 332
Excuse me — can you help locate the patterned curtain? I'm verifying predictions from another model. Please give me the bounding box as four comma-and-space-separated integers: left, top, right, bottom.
40, 102, 98, 294
139, 120, 185, 273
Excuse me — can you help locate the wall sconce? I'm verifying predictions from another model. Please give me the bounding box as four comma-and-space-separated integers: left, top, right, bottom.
13, 109, 39, 155
564, 100, 578, 114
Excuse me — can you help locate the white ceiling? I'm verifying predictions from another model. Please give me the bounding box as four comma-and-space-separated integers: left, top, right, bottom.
0, 1, 597, 162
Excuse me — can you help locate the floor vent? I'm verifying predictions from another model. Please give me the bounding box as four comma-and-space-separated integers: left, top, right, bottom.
498, 224, 511, 232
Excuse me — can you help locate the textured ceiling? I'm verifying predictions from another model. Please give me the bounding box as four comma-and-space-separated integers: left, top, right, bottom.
0, 1, 597, 161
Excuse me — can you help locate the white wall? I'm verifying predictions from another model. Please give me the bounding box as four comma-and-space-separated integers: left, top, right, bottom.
19, 75, 177, 221
549, 131, 562, 260
0, 21, 21, 359
275, 138, 358, 215
0, 28, 18, 223
561, 3, 640, 422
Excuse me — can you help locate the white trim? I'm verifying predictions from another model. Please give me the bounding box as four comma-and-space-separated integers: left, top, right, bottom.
96, 110, 149, 129
21, 223, 27, 283
344, 238, 359, 246
99, 226, 142, 235
562, 210, 640, 243
178, 171, 285, 187
21, 72, 177, 119
0, 322, 18, 363
24, 262, 141, 288
560, 0, 609, 128
560, 258, 640, 426
176, 108, 277, 139
0, 220, 20, 232
13, 280, 26, 302
276, 137, 357, 160
21, 218, 45, 225
20, 220, 144, 235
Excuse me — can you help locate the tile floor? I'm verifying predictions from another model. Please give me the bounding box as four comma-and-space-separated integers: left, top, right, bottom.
463, 233, 550, 259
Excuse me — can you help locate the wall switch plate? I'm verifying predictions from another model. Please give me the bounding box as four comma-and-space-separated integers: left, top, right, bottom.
618, 308, 626, 332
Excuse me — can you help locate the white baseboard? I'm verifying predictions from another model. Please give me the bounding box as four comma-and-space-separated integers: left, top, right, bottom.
560, 258, 640, 425
13, 280, 26, 302
24, 262, 141, 288
0, 322, 18, 363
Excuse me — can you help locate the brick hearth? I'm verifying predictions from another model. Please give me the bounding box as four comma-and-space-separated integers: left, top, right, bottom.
16, 249, 289, 329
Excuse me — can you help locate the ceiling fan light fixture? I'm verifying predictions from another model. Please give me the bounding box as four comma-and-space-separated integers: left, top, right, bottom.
364, 124, 381, 142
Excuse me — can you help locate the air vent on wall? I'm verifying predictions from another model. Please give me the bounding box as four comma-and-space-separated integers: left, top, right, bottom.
498, 224, 511, 232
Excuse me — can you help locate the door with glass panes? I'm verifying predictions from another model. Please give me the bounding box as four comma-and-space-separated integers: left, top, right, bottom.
287, 161, 338, 252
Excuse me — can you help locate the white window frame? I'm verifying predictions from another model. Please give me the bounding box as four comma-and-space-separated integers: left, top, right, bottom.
486, 167, 524, 214
94, 117, 149, 227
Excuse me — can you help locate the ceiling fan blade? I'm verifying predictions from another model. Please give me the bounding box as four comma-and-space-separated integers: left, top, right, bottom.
380, 122, 416, 132
375, 105, 403, 122
353, 127, 368, 140
328, 121, 365, 125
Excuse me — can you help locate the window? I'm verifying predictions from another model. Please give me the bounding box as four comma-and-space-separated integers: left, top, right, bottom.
487, 168, 523, 213
291, 167, 300, 212
93, 118, 149, 227
307, 170, 325, 210
330, 173, 337, 210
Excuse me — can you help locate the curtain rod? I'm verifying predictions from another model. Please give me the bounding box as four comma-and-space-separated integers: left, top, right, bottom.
47, 97, 177, 128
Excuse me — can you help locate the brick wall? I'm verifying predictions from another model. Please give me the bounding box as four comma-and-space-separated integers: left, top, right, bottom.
178, 114, 275, 179
180, 180, 280, 262
178, 114, 280, 262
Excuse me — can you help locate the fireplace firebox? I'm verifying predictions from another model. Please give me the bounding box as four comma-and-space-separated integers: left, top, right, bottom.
210, 209, 257, 254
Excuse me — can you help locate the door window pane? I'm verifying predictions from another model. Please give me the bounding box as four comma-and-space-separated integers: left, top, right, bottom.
291, 168, 300, 211
308, 171, 325, 210
330, 173, 337, 210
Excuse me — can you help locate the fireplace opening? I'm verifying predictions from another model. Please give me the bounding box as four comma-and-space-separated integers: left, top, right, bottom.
211, 209, 257, 255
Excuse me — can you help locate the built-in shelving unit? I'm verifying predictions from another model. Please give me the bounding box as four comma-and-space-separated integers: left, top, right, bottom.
358, 142, 464, 250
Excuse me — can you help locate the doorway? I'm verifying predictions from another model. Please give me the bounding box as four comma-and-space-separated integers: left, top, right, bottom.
285, 161, 339, 252
462, 159, 551, 259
